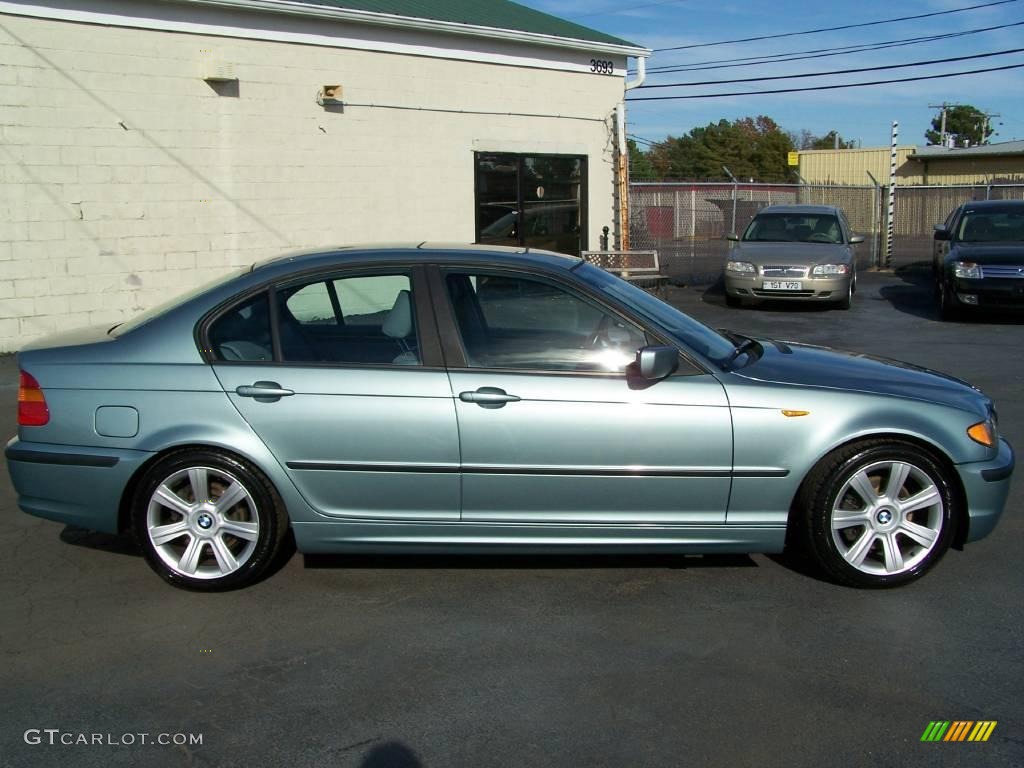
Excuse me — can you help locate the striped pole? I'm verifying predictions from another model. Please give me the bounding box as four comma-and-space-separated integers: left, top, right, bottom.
885, 120, 898, 268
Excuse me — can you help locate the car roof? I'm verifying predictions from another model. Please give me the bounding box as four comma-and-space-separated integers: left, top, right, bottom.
961, 199, 1024, 211
251, 242, 581, 277
754, 204, 840, 215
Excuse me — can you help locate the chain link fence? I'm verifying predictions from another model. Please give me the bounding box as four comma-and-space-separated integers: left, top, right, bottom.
629, 181, 1024, 284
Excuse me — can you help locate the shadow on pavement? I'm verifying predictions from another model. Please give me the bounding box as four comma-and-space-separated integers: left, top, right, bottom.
359, 741, 423, 768
60, 525, 139, 556
881, 261, 1024, 324
304, 552, 758, 571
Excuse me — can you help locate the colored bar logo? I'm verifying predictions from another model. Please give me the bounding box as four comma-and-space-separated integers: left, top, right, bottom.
921, 721, 997, 742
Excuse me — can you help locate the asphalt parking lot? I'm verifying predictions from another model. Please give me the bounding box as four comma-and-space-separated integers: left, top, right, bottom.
2, 267, 1022, 768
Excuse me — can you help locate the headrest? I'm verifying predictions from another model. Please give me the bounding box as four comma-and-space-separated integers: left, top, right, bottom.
382, 290, 413, 339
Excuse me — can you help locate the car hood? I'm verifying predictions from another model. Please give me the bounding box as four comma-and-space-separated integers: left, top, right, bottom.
732, 242, 850, 265
949, 243, 1024, 264
732, 339, 988, 415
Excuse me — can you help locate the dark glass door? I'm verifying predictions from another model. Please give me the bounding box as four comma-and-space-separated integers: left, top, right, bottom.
475, 153, 587, 257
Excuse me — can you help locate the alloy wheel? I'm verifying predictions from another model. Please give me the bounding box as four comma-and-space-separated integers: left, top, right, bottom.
146, 466, 260, 579
829, 460, 943, 576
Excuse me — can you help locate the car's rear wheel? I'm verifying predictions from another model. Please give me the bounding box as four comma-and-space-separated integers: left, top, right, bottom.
132, 449, 288, 591
798, 440, 955, 588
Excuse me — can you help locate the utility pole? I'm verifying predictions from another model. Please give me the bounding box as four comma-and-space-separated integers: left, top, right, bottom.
982, 111, 1001, 144
928, 102, 953, 146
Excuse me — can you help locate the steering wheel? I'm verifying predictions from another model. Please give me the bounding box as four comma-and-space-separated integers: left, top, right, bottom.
585, 314, 613, 349
807, 233, 834, 243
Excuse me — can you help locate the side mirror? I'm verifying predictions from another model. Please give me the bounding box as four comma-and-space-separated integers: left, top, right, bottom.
725, 233, 740, 242
849, 235, 865, 244
933, 226, 951, 241
636, 345, 679, 381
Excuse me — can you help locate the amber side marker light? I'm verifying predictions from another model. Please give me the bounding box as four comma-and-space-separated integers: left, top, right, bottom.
781, 410, 810, 418
17, 370, 49, 426
967, 421, 995, 447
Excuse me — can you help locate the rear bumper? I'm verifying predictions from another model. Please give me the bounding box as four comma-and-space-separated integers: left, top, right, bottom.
5, 437, 152, 534
956, 437, 1015, 543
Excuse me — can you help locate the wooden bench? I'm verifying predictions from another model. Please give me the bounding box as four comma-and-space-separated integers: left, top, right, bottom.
580, 250, 669, 297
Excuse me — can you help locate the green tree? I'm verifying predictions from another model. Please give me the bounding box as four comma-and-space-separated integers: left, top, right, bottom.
648, 116, 795, 181
808, 130, 856, 150
627, 139, 657, 179
926, 105, 993, 147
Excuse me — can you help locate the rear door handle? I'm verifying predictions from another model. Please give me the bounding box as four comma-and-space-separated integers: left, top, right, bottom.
236, 381, 294, 402
459, 387, 521, 409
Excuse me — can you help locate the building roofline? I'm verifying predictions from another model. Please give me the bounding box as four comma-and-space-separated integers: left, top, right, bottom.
909, 140, 1024, 161
177, 0, 651, 56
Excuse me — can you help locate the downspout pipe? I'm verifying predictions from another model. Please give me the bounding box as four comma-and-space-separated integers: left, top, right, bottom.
616, 56, 647, 249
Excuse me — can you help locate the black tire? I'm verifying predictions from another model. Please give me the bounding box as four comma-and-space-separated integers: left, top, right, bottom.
795, 440, 956, 588
725, 294, 742, 308
131, 448, 289, 591
835, 279, 853, 310
937, 279, 961, 321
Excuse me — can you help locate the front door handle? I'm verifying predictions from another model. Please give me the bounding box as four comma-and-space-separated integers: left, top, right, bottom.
236, 381, 294, 402
459, 387, 521, 409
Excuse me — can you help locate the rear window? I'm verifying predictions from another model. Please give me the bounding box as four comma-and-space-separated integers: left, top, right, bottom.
111, 267, 248, 337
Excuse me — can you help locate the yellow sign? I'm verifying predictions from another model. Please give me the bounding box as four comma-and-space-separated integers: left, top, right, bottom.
787, 151, 799, 167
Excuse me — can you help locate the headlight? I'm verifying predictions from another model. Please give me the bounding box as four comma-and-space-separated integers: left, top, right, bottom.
953, 261, 981, 279
967, 419, 997, 447
726, 261, 756, 274
811, 264, 849, 276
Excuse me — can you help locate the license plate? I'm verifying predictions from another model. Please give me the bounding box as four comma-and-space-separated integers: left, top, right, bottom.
762, 280, 802, 291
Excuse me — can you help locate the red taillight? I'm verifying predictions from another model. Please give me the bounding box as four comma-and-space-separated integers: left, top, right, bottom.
17, 370, 49, 426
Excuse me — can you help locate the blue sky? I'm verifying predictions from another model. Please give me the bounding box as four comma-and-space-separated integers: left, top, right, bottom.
518, 0, 1024, 148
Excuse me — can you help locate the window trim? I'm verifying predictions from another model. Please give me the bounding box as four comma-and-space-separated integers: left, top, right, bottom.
197, 264, 445, 369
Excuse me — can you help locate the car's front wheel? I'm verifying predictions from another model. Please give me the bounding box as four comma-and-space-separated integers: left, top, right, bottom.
937, 278, 961, 321
835, 278, 853, 310
798, 440, 956, 588
132, 449, 288, 591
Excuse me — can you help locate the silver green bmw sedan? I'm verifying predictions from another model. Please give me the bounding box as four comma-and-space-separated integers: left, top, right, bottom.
5, 245, 1014, 590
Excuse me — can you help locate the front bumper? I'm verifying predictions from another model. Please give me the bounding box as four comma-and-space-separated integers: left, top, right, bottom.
725, 272, 851, 301
951, 277, 1024, 310
5, 437, 152, 534
956, 437, 1014, 543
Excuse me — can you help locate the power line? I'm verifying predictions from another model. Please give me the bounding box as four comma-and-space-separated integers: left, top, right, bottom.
626, 61, 1024, 100
627, 134, 660, 147
569, 0, 688, 18
644, 20, 1024, 74
653, 0, 1019, 52
639, 47, 1024, 88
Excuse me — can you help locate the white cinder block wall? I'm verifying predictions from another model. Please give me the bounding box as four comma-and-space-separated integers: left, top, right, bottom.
0, 5, 631, 351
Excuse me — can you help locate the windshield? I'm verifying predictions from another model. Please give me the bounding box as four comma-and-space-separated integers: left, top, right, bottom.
956, 208, 1024, 243
574, 263, 737, 367
743, 213, 843, 244
111, 267, 249, 336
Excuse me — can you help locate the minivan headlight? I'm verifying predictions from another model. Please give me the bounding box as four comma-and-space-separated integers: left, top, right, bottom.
726, 261, 756, 274
811, 264, 849, 276
953, 261, 982, 279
